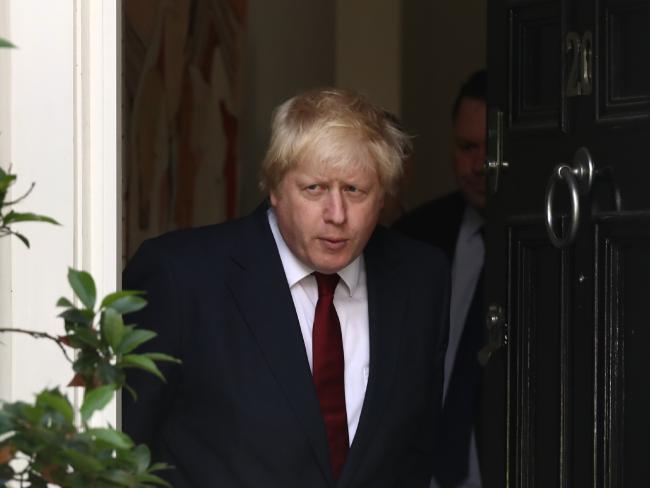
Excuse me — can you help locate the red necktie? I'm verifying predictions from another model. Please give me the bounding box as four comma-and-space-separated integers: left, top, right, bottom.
312, 272, 349, 479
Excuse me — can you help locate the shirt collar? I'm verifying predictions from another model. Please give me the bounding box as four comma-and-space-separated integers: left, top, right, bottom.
267, 208, 361, 296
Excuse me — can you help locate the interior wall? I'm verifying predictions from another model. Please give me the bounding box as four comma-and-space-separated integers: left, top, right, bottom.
238, 0, 335, 214
402, 0, 486, 209
238, 0, 485, 214
335, 0, 401, 115
126, 0, 485, 219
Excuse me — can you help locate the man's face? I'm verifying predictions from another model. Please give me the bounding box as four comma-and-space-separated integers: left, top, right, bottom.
453, 97, 487, 210
270, 158, 385, 274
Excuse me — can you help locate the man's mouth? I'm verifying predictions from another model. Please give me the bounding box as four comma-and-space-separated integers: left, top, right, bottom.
319, 238, 348, 251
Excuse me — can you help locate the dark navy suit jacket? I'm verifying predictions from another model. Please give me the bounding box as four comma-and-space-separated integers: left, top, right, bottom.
393, 191, 466, 265
122, 203, 449, 488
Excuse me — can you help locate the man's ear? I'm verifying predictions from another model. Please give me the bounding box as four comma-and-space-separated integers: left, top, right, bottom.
269, 189, 278, 207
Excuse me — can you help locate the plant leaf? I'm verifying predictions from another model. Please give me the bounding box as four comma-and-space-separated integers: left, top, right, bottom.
0, 39, 15, 48
80, 385, 114, 422
59, 308, 95, 327
135, 472, 173, 487
116, 329, 157, 355
88, 428, 133, 450
63, 448, 105, 472
35, 390, 73, 424
142, 353, 181, 364
3, 211, 59, 225
101, 308, 125, 352
131, 444, 151, 474
120, 355, 165, 382
146, 463, 170, 473
98, 469, 135, 486
122, 383, 137, 402
0, 173, 16, 194
100, 291, 147, 314
68, 327, 100, 348
11, 231, 29, 248
96, 361, 122, 387
56, 297, 74, 308
68, 268, 97, 310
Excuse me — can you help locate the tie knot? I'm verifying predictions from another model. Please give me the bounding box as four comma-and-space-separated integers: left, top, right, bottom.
313, 272, 340, 297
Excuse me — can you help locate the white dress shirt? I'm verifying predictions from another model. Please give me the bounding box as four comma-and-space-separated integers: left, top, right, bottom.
432, 204, 484, 488
268, 209, 370, 444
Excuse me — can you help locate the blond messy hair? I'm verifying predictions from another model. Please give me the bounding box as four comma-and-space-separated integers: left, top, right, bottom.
259, 88, 411, 196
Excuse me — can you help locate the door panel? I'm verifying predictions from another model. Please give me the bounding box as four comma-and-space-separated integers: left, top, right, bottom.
486, 0, 650, 486
510, 3, 564, 130
596, 214, 650, 487
509, 221, 567, 487
596, 0, 650, 122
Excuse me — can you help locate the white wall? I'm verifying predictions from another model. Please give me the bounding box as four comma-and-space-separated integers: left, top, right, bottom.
0, 0, 119, 426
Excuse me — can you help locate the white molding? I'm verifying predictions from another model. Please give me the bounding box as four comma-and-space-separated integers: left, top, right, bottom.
0, 0, 14, 402
82, 0, 120, 427
0, 0, 120, 434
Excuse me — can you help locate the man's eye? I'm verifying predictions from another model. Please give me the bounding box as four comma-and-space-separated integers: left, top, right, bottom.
345, 185, 359, 193
305, 184, 323, 193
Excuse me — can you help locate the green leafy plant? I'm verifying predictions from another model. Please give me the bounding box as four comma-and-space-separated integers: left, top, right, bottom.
0, 37, 179, 488
0, 167, 59, 247
0, 269, 179, 487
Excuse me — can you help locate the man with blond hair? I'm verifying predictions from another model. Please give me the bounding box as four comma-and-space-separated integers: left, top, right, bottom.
123, 87, 449, 488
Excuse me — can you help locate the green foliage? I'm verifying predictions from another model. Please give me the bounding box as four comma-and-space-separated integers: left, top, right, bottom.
0, 167, 60, 247
0, 390, 171, 487
0, 268, 180, 487
57, 269, 180, 404
0, 38, 15, 48
0, 153, 180, 483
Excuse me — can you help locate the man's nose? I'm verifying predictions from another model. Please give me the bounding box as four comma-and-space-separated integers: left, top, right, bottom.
324, 191, 346, 224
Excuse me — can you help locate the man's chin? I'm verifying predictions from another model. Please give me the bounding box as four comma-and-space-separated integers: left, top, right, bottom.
311, 255, 352, 275
459, 188, 483, 209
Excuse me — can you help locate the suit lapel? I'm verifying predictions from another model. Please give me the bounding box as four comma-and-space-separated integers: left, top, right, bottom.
225, 206, 333, 484
338, 228, 407, 487
437, 192, 466, 263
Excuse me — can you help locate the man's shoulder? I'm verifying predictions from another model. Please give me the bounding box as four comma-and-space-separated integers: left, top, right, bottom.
394, 192, 465, 230
392, 191, 465, 250
129, 207, 267, 267
368, 225, 449, 273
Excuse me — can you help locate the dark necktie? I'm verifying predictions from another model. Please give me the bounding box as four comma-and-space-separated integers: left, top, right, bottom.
312, 272, 349, 479
433, 231, 485, 487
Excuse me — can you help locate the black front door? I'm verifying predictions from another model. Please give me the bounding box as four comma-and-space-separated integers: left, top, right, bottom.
483, 0, 650, 486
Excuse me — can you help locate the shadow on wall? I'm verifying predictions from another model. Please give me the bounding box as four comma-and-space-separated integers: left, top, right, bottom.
401, 0, 486, 210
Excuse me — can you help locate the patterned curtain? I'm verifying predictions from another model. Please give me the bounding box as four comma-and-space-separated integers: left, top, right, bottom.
122, 0, 247, 260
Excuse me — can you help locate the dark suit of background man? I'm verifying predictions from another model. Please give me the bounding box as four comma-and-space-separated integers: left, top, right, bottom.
123, 87, 450, 488
394, 70, 487, 488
